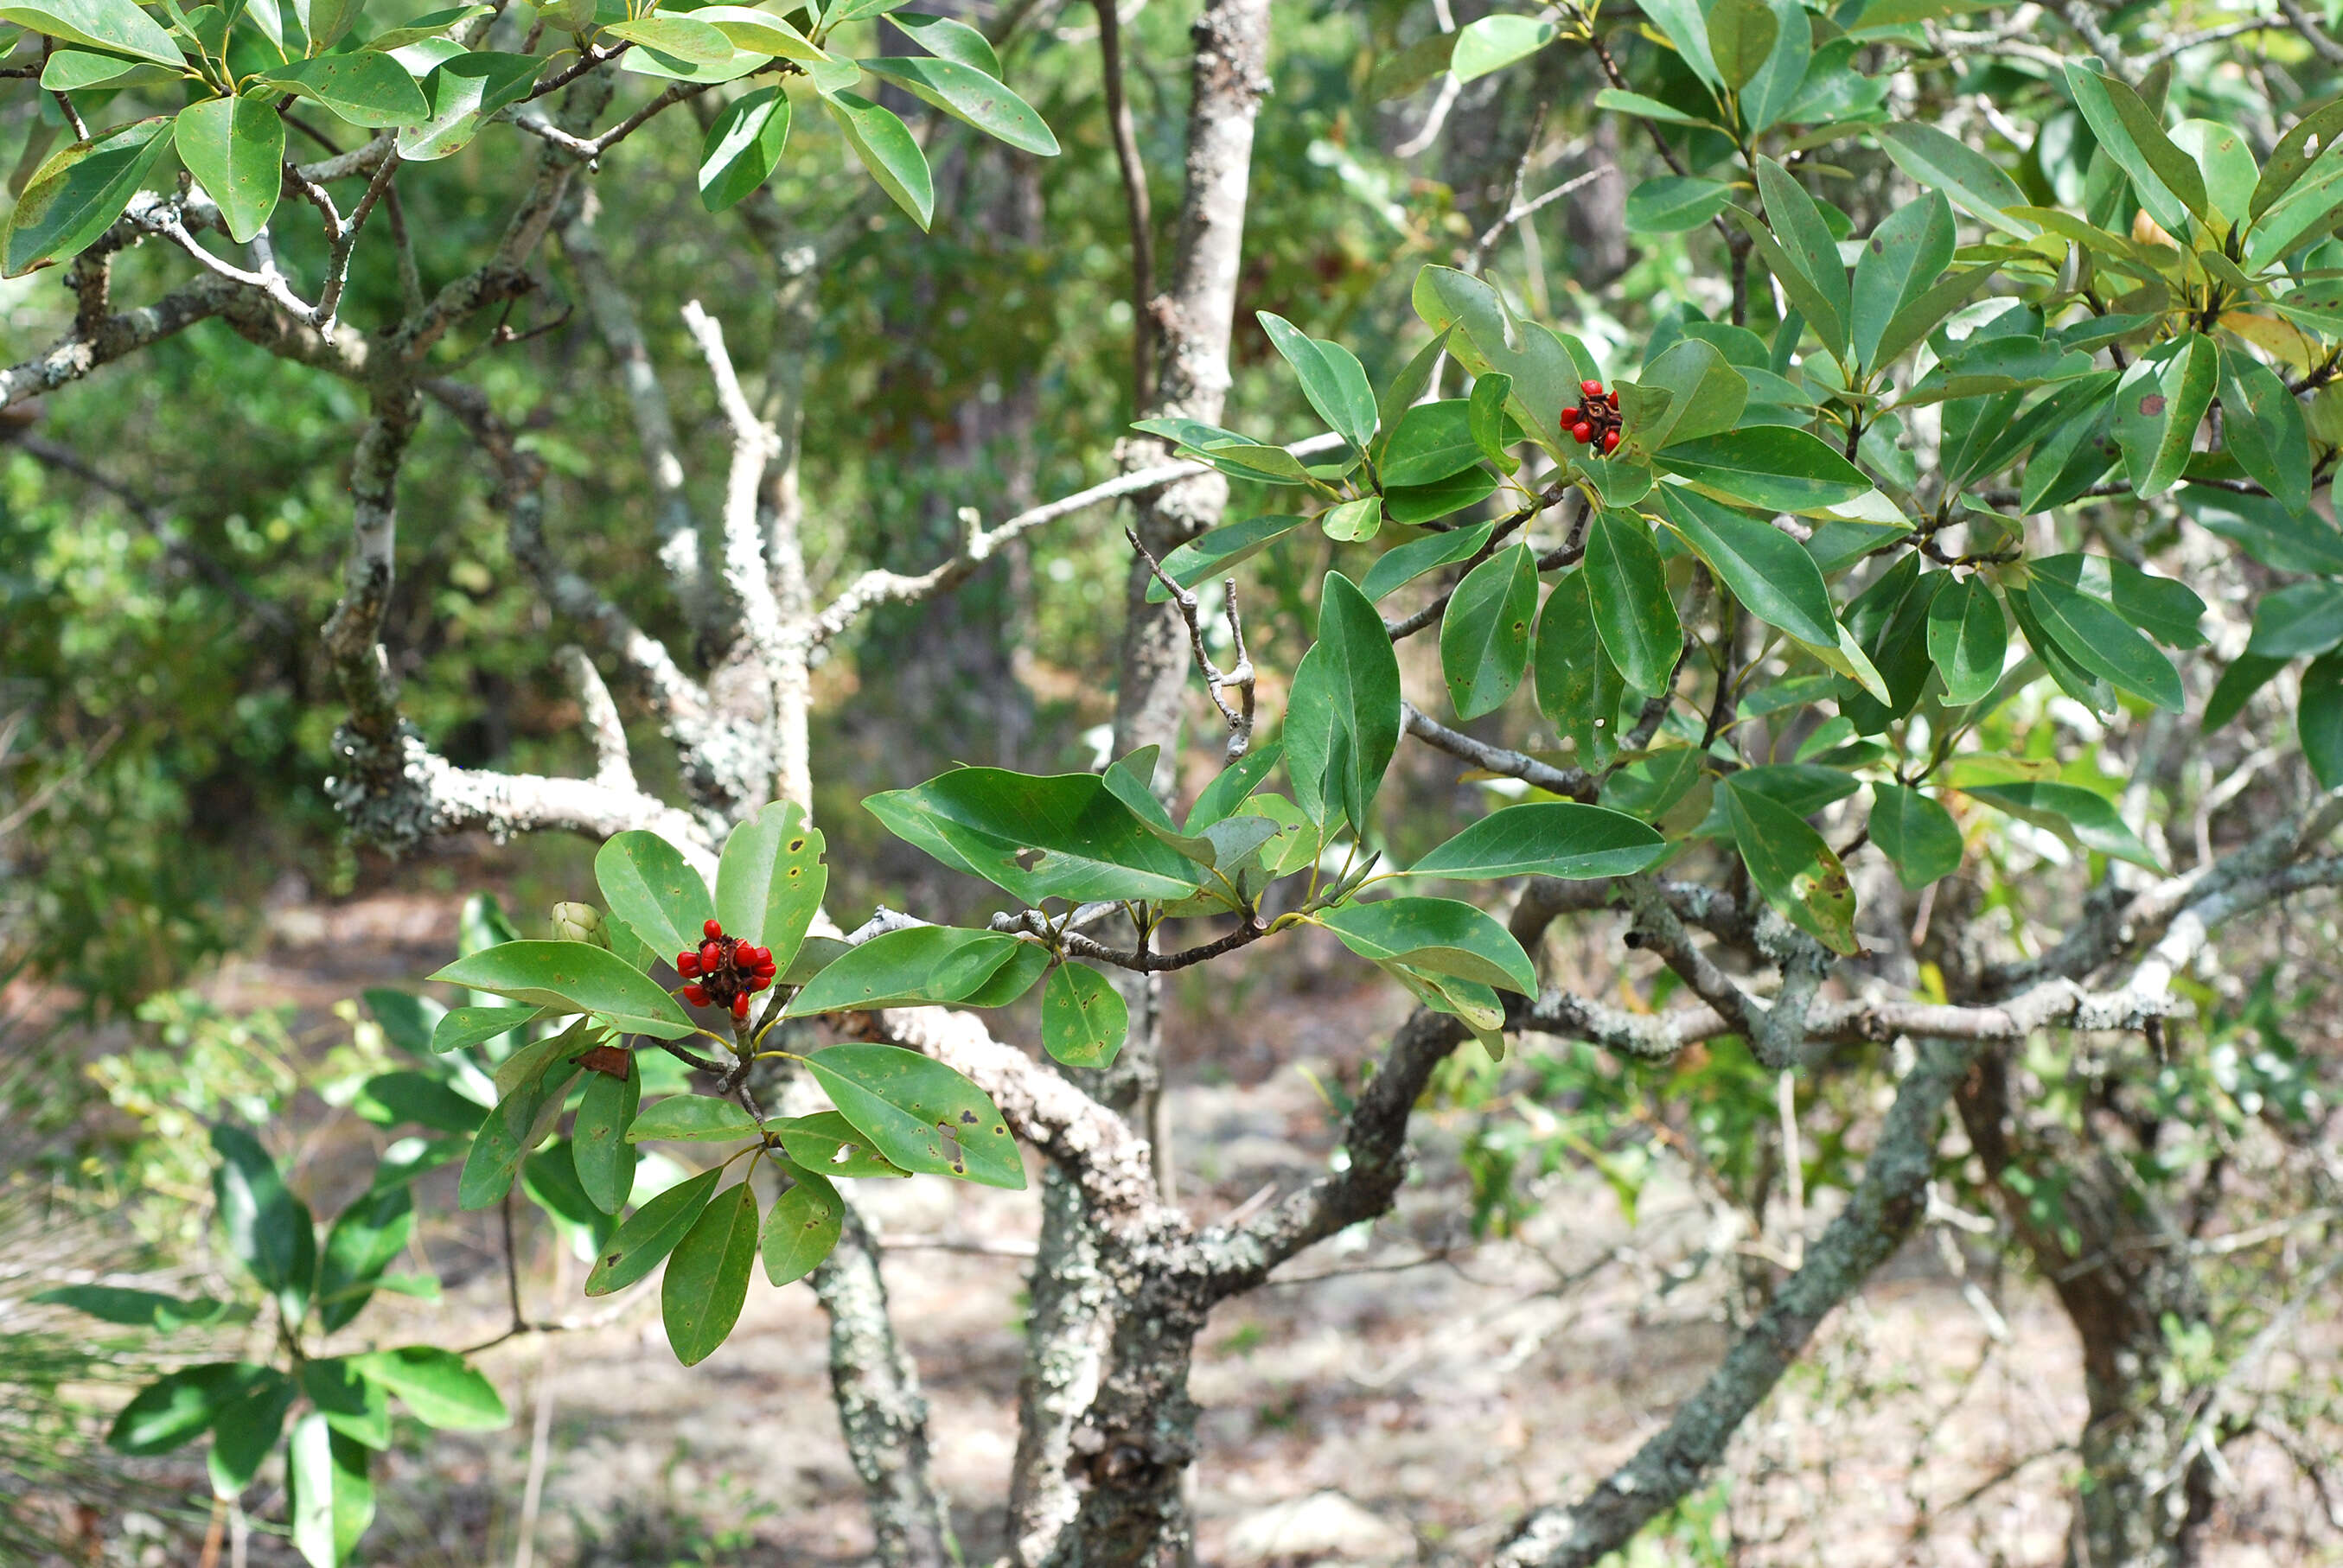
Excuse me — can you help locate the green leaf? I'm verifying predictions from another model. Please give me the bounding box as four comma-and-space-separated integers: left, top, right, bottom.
1040, 961, 1128, 1068
604, 13, 731, 61
259, 53, 432, 129
353, 1070, 483, 1135
1593, 86, 1727, 132
1321, 495, 1381, 542
595, 831, 716, 962
364, 990, 449, 1055
1869, 782, 1963, 889
1877, 122, 2031, 236
2246, 581, 2343, 659
1450, 12, 1555, 82
2251, 98, 2343, 221
2178, 486, 2343, 575
805, 1043, 1025, 1189
787, 925, 1032, 1015
399, 52, 545, 160
2219, 346, 2312, 516
2243, 153, 2343, 267
1658, 424, 1872, 514
347, 1347, 508, 1431
1469, 372, 1518, 467
2033, 552, 2206, 647
887, 10, 996, 73
211, 1125, 315, 1321
867, 768, 1201, 903
1924, 575, 2007, 704
1285, 572, 1401, 831
429, 941, 693, 1039
1410, 801, 1666, 880
287, 1414, 373, 1568
207, 1368, 295, 1498
2110, 337, 2215, 500
1961, 781, 2161, 869
693, 3, 830, 61
2205, 653, 2283, 731
572, 1060, 640, 1214
1373, 328, 1451, 443
0, 0, 182, 64
715, 800, 827, 969
108, 1364, 274, 1455
1655, 486, 1836, 646
2026, 570, 2183, 711
1638, 0, 1723, 90
2302, 651, 2343, 789
3, 118, 175, 277
316, 1183, 414, 1334
1720, 774, 1857, 954
771, 1111, 910, 1177
1411, 265, 1599, 452
584, 1168, 719, 1295
1318, 897, 1538, 994
628, 1095, 760, 1144
1384, 468, 1499, 524
429, 1004, 539, 1055
1147, 514, 1306, 601
1706, 0, 1777, 90
301, 1361, 390, 1452
2064, 65, 2208, 235
1183, 742, 1283, 832
861, 55, 1058, 156
1738, 0, 1812, 135
1535, 570, 1628, 768
456, 1026, 587, 1210
1584, 508, 1682, 696
361, 3, 490, 49
1440, 543, 1538, 719
1379, 399, 1480, 486
33, 1284, 237, 1329
1359, 521, 1494, 602
761, 1166, 843, 1284
1634, 339, 1746, 453
2172, 118, 2257, 231
1850, 192, 1952, 372
1869, 264, 1999, 373
698, 84, 789, 212
661, 1178, 758, 1366
1752, 158, 1851, 351
825, 91, 933, 228
1259, 312, 1378, 453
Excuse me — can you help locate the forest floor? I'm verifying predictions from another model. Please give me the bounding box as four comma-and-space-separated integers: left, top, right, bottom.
26, 883, 2343, 1568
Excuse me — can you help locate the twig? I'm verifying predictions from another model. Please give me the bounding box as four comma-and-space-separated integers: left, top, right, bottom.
1095, 0, 1156, 401
1401, 702, 1599, 802
1124, 526, 1255, 761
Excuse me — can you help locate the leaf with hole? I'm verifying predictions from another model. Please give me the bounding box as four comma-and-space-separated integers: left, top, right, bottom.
762, 1164, 843, 1284
1720, 774, 1857, 954
806, 1043, 1023, 1188
1040, 961, 1128, 1069
584, 1168, 719, 1295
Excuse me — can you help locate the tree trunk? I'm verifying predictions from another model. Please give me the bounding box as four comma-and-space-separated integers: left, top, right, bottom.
1957, 1046, 2217, 1567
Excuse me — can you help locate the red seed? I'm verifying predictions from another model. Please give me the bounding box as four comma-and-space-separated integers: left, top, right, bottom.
1572, 421, 1594, 443
756, 959, 778, 978
749, 974, 769, 992
1602, 430, 1621, 454
678, 951, 701, 977
731, 993, 750, 1019
1580, 379, 1602, 397
1607, 390, 1619, 408
703, 918, 724, 939
699, 940, 720, 967
683, 984, 711, 1007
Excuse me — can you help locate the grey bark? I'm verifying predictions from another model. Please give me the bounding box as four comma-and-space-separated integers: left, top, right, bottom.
811, 1204, 958, 1568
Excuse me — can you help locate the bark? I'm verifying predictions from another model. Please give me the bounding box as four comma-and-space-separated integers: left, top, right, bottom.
1492, 1036, 1976, 1568
1957, 1049, 2218, 1566
811, 1204, 957, 1568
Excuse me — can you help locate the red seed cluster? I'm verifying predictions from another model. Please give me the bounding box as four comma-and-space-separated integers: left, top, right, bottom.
677, 917, 778, 1020
1567, 379, 1623, 456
